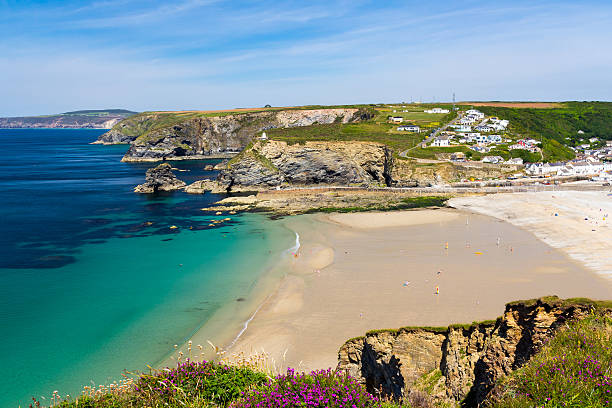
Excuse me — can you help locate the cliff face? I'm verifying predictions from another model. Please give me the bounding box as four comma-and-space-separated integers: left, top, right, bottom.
216, 140, 393, 191
337, 297, 607, 407
391, 159, 514, 187
94, 108, 362, 161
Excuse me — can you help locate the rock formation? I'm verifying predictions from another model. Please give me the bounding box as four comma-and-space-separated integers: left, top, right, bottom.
216, 140, 393, 192
134, 163, 187, 193
337, 296, 610, 407
94, 108, 369, 160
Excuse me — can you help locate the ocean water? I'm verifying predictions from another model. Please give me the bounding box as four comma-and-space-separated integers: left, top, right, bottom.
0, 129, 294, 407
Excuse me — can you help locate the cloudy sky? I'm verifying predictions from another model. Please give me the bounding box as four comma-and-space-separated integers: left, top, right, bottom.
1, 0, 611, 116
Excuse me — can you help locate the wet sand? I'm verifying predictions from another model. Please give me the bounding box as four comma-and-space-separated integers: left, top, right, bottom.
229, 208, 612, 373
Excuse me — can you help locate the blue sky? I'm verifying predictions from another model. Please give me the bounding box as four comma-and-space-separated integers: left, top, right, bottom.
0, 0, 611, 115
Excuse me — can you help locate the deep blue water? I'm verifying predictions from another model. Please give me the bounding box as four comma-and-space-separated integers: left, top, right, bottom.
0, 129, 293, 407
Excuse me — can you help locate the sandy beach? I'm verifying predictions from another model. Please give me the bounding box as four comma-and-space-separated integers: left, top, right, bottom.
449, 190, 612, 278
228, 206, 611, 373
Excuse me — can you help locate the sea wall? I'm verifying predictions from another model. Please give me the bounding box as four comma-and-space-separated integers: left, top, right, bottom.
337, 297, 609, 407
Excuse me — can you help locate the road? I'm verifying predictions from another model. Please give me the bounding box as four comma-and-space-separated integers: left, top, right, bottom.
399, 112, 462, 158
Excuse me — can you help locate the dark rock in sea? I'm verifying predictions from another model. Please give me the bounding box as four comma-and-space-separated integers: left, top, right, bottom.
134, 163, 187, 193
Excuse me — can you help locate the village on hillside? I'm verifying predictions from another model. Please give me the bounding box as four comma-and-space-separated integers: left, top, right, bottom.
388, 106, 612, 183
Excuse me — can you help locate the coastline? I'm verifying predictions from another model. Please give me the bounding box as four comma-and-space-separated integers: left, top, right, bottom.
223, 205, 611, 373
160, 221, 299, 367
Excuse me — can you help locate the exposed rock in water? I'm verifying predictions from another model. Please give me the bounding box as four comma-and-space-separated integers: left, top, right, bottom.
93, 129, 135, 144
337, 296, 610, 407
184, 179, 225, 194
216, 140, 393, 192
134, 163, 186, 193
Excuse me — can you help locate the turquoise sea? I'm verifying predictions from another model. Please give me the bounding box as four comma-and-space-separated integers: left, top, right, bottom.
0, 129, 295, 407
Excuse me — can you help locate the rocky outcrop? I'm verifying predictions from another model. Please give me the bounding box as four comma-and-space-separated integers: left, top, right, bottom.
184, 179, 225, 194
93, 129, 134, 144
216, 140, 393, 192
94, 108, 367, 159
134, 163, 186, 193
337, 297, 609, 407
391, 159, 514, 187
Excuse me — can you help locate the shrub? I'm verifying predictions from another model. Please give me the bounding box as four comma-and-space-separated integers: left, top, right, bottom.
231, 368, 381, 408
491, 313, 612, 408
50, 360, 267, 408
134, 360, 267, 407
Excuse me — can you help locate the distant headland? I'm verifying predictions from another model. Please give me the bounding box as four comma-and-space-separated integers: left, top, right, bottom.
0, 109, 137, 129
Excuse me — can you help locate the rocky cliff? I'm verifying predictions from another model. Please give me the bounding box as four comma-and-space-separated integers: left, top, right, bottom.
391, 159, 515, 187
215, 140, 393, 191
94, 108, 366, 161
337, 296, 611, 407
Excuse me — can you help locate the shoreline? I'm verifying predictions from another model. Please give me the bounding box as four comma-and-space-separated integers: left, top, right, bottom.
160, 224, 299, 367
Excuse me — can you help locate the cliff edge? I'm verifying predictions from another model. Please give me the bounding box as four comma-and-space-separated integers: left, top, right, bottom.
337, 296, 611, 407
94, 108, 369, 161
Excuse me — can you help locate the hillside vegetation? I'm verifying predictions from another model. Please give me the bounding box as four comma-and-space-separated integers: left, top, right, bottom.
475, 101, 612, 146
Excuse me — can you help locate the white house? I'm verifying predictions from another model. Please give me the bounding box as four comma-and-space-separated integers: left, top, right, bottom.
424, 107, 450, 114
258, 132, 268, 140
488, 134, 502, 143
482, 156, 504, 164
390, 116, 404, 123
460, 117, 476, 125
398, 125, 420, 132
527, 162, 568, 176
455, 125, 472, 132
506, 157, 524, 165
431, 135, 451, 147
475, 134, 489, 144
475, 125, 493, 132
466, 109, 485, 119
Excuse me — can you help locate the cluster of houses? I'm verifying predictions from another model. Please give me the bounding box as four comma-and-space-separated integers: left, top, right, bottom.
431, 132, 504, 147
526, 159, 612, 178
525, 141, 612, 178
456, 110, 509, 133
508, 138, 541, 153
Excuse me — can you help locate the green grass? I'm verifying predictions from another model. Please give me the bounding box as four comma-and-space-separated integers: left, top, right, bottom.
303, 196, 449, 214
490, 312, 612, 408
267, 122, 425, 152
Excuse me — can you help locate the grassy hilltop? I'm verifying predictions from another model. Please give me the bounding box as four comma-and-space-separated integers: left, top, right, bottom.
260, 102, 612, 163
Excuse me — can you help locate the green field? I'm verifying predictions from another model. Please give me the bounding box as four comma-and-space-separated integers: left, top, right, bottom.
267, 122, 425, 153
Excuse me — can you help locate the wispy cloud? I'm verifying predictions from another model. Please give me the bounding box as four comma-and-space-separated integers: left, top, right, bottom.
0, 0, 611, 115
